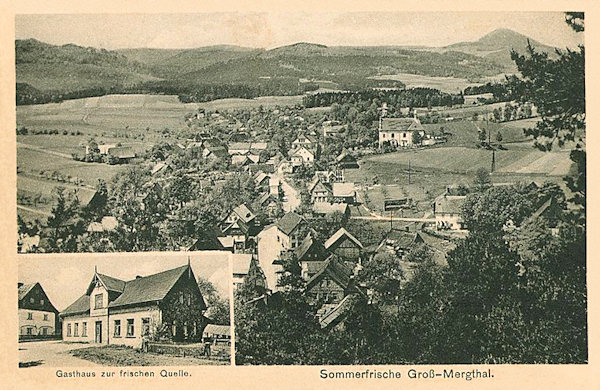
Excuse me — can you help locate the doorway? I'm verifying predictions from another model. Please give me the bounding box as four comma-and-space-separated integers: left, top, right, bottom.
95, 321, 102, 343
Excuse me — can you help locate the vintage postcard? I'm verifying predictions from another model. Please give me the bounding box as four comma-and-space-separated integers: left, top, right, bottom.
1, 1, 597, 389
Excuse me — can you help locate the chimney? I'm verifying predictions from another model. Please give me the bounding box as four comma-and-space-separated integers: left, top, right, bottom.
136, 275, 142, 279
18, 282, 23, 288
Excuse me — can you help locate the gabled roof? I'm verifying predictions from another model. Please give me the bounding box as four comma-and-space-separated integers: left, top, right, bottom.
94, 273, 126, 294
379, 117, 424, 132
203, 324, 231, 336
233, 254, 253, 276
294, 232, 329, 262
290, 146, 314, 158
256, 192, 278, 206
313, 202, 348, 215
108, 265, 193, 309
18, 283, 36, 302
305, 257, 354, 291
61, 294, 90, 317
254, 172, 269, 185
332, 182, 355, 197
108, 146, 135, 159
233, 204, 256, 223
276, 212, 304, 236
324, 227, 363, 250
434, 195, 466, 215
336, 150, 356, 163
311, 180, 332, 194
318, 294, 356, 329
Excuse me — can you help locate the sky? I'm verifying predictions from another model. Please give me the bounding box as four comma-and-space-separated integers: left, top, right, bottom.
15, 12, 583, 50
18, 251, 230, 311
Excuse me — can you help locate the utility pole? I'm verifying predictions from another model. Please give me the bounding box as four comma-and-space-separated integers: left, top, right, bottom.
408, 159, 411, 185
491, 149, 496, 173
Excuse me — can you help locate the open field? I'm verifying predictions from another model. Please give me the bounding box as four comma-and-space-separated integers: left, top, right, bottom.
17, 148, 127, 185
363, 145, 571, 176
370, 73, 482, 93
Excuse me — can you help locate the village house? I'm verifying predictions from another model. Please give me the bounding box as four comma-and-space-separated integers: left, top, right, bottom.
219, 204, 260, 252
322, 120, 346, 138
335, 150, 359, 170
294, 232, 331, 280
291, 134, 318, 151
202, 324, 231, 345
254, 172, 271, 192
309, 178, 332, 203
18, 282, 59, 338
290, 146, 315, 167
228, 142, 268, 155
256, 212, 307, 291
254, 192, 282, 220
332, 182, 357, 204
202, 142, 229, 161
377, 117, 425, 148
61, 263, 207, 347
312, 202, 350, 218
324, 228, 364, 263
233, 254, 266, 291
433, 194, 467, 230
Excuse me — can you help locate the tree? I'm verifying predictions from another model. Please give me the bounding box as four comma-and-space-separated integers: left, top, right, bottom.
496, 131, 503, 144
411, 131, 423, 146
358, 252, 404, 304
472, 167, 492, 192
478, 128, 487, 145
198, 276, 230, 325
45, 187, 86, 252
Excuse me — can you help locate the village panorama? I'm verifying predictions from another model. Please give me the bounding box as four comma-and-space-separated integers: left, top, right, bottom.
16, 12, 586, 365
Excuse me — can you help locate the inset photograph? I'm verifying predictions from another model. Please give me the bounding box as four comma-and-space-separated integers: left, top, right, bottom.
18, 251, 231, 367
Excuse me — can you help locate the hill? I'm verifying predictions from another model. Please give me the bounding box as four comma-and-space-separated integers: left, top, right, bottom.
445, 28, 557, 69
16, 39, 160, 103
16, 29, 550, 105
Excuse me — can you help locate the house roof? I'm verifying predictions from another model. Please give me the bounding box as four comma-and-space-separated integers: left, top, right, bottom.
318, 294, 356, 329
96, 273, 126, 293
335, 150, 356, 163
379, 117, 424, 132
256, 192, 277, 206
203, 324, 231, 336
332, 182, 355, 197
310, 180, 332, 194
18, 283, 36, 302
290, 146, 314, 158
233, 254, 253, 275
276, 212, 304, 236
61, 294, 90, 316
109, 265, 194, 309
294, 232, 329, 262
313, 202, 348, 215
324, 227, 363, 250
254, 172, 269, 185
305, 257, 354, 291
233, 204, 256, 223
434, 195, 466, 215
108, 146, 135, 159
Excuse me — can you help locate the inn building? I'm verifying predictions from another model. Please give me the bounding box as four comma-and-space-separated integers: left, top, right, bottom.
60, 263, 207, 348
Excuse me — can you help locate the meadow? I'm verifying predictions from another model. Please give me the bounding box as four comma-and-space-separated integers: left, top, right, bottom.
369, 73, 481, 93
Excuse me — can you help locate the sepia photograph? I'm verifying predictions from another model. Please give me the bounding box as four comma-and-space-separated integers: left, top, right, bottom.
18, 252, 231, 368
14, 10, 586, 366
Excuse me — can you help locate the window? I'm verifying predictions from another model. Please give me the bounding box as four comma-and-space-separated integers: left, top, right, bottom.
179, 291, 184, 304
43, 314, 49, 321
42, 328, 48, 335
187, 293, 191, 306
94, 294, 103, 309
27, 328, 33, 335
114, 320, 121, 337
30, 297, 34, 304
27, 312, 33, 320
67, 324, 72, 336
74, 323, 79, 337
82, 322, 87, 337
142, 318, 151, 336
126, 319, 134, 337
40, 299, 45, 305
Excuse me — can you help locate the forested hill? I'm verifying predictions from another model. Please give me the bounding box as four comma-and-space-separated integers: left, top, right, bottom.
15, 29, 554, 105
